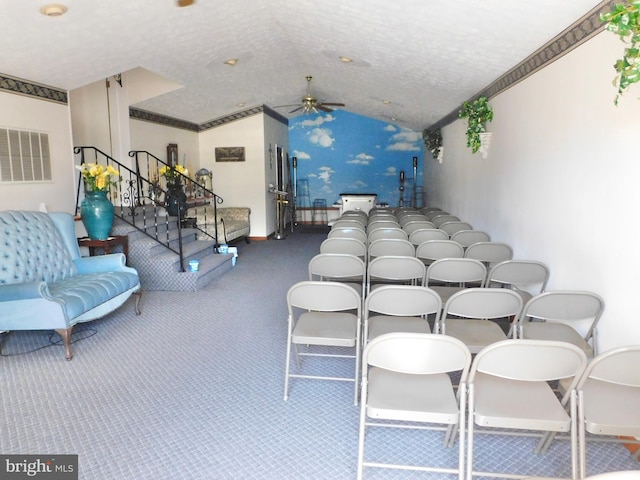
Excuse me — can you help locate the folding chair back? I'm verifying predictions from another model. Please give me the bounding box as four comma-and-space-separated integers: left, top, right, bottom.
464, 241, 513, 268
416, 239, 464, 265
327, 227, 367, 244
440, 221, 473, 237
450, 229, 491, 248
402, 220, 436, 235
409, 228, 448, 246
320, 237, 367, 261
368, 238, 415, 260
432, 214, 460, 227
367, 228, 408, 243
332, 219, 365, 230
308, 253, 365, 296
366, 255, 426, 294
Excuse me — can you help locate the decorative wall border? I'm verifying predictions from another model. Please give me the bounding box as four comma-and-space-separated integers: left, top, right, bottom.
0, 74, 67, 104
130, 104, 288, 132
129, 107, 199, 131
429, 0, 616, 130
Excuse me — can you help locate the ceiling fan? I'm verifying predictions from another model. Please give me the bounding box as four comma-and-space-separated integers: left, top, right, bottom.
276, 76, 345, 114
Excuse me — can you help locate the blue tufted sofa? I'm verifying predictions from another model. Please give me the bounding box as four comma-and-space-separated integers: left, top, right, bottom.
0, 210, 141, 359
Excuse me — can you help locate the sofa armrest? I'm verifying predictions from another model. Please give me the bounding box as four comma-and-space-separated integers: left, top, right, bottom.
0, 281, 48, 302
74, 253, 138, 275
218, 207, 250, 223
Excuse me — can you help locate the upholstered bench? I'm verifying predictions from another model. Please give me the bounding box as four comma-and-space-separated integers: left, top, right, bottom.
187, 206, 251, 244
0, 210, 141, 359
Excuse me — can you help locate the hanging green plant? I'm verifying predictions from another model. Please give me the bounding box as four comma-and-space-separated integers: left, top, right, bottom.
458, 96, 493, 154
600, 0, 640, 105
422, 128, 442, 159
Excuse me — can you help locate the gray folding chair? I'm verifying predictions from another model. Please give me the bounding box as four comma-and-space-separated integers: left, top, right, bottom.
432, 214, 461, 228
516, 290, 605, 358
366, 255, 426, 295
486, 259, 550, 311
327, 226, 368, 244
308, 253, 366, 297
440, 221, 473, 237
284, 281, 362, 404
367, 227, 408, 243
363, 285, 441, 345
450, 230, 491, 248
357, 332, 471, 480
331, 219, 366, 231
464, 241, 514, 270
398, 214, 429, 227
467, 339, 588, 480
576, 346, 640, 478
367, 238, 415, 261
426, 258, 487, 305
402, 220, 436, 235
415, 239, 464, 266
320, 237, 367, 262
409, 228, 449, 246
438, 288, 522, 353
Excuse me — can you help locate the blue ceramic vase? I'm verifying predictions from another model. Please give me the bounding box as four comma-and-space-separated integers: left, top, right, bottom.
165, 182, 187, 218
81, 190, 114, 240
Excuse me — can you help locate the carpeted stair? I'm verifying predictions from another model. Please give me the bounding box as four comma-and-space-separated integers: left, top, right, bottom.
111, 207, 233, 291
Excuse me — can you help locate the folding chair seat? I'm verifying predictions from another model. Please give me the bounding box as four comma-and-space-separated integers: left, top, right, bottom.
426, 258, 487, 305
327, 226, 367, 244
320, 237, 367, 262
363, 285, 441, 345
284, 281, 362, 404
450, 230, 491, 248
576, 346, 640, 478
367, 238, 415, 261
467, 339, 588, 480
464, 241, 514, 270
415, 239, 464, 266
308, 253, 366, 297
438, 288, 522, 353
516, 290, 605, 358
357, 332, 472, 480
366, 255, 426, 295
402, 220, 436, 235
409, 228, 449, 246
440, 221, 473, 237
367, 227, 408, 243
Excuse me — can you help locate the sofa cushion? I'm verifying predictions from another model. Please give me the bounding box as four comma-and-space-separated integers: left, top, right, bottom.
0, 211, 77, 286
47, 271, 140, 320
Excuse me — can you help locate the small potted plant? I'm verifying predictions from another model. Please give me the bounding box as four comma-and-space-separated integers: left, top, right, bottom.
600, 0, 640, 105
458, 96, 494, 156
423, 128, 443, 161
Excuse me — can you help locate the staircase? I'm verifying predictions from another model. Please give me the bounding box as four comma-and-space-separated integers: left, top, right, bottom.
111, 206, 234, 291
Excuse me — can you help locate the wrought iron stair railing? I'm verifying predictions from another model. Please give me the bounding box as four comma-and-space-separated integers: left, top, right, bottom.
74, 146, 224, 272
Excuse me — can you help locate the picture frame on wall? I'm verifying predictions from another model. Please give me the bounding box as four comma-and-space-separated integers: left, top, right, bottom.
215, 147, 245, 162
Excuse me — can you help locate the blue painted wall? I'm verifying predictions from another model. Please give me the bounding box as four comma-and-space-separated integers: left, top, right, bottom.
288, 110, 423, 209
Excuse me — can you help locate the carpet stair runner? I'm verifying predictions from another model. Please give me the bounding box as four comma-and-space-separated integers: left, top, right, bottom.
110, 207, 233, 291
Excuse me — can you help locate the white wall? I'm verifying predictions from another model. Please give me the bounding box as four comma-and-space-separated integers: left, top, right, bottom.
0, 91, 76, 213
199, 114, 271, 238
130, 119, 199, 171
425, 31, 640, 352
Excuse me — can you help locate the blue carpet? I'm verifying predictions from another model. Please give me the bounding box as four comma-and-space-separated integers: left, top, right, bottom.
0, 230, 637, 479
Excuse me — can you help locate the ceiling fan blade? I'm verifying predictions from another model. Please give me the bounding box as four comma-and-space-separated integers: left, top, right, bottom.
289, 106, 303, 114
317, 105, 333, 113
319, 102, 345, 107
273, 104, 300, 109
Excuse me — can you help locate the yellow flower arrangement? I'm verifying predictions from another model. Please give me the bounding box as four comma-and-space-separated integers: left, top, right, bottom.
159, 164, 188, 185
76, 163, 121, 192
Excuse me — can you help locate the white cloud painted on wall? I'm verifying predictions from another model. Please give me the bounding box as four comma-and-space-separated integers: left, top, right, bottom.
347, 152, 375, 165
384, 166, 398, 176
293, 150, 311, 160
384, 124, 397, 132
318, 166, 335, 184
386, 127, 422, 151
300, 114, 335, 128
308, 128, 335, 148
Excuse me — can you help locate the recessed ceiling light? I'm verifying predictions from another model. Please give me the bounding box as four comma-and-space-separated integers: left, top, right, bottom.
236, 103, 246, 108
223, 58, 238, 66
382, 99, 392, 105
39, 4, 68, 16
339, 56, 353, 63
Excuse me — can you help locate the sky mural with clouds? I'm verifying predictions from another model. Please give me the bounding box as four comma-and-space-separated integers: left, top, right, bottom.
289, 110, 424, 208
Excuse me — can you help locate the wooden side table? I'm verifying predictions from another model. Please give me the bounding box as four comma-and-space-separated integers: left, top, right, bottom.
78, 236, 129, 265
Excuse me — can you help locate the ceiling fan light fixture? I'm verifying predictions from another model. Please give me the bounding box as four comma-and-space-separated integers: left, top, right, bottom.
224, 58, 238, 66
39, 4, 68, 16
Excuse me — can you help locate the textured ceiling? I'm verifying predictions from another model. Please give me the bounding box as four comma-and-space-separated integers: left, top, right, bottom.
1, 0, 605, 130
